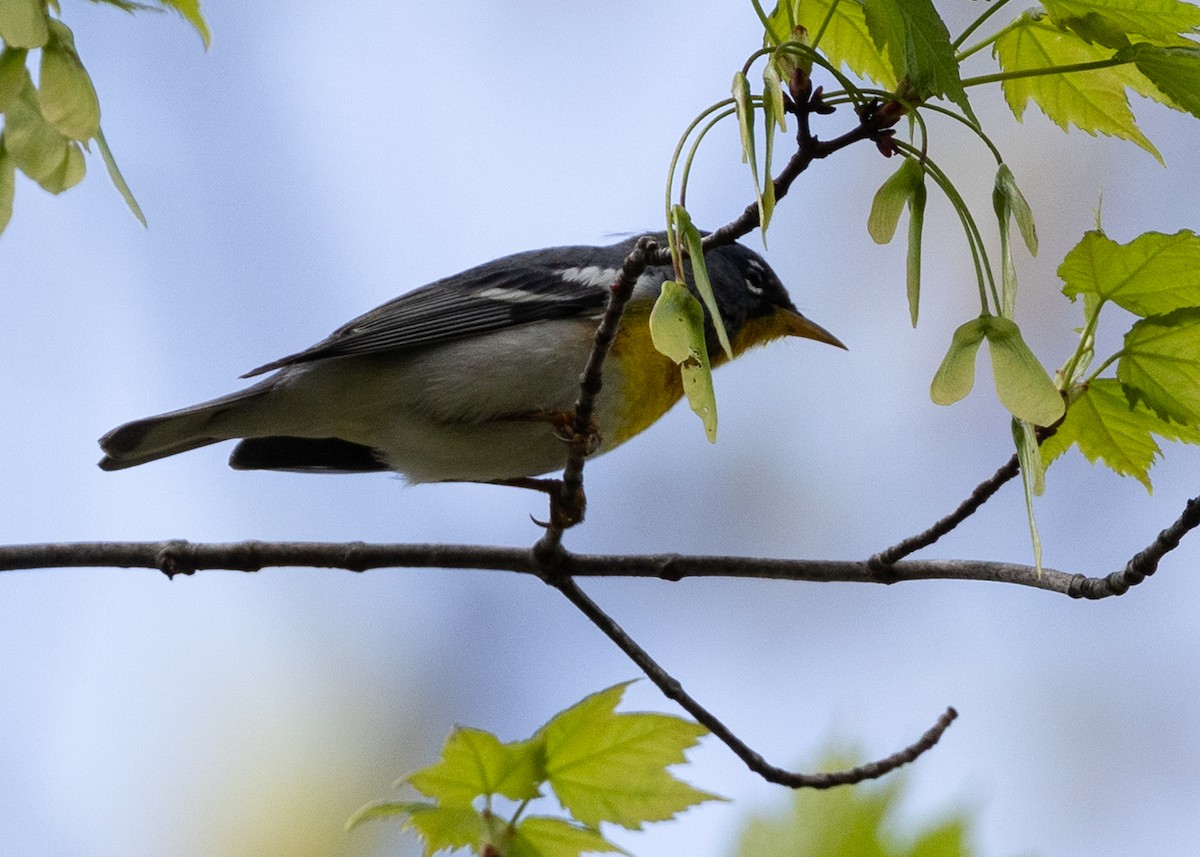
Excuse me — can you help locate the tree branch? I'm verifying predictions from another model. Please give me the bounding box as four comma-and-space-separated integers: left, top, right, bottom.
2, 512, 1192, 597
3, 487, 1195, 787
539, 564, 957, 788
869, 452, 1020, 571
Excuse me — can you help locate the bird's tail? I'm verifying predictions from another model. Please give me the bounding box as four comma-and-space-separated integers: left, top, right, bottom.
98, 383, 271, 471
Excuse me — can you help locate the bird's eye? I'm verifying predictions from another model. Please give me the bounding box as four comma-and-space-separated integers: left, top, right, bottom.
743, 264, 765, 296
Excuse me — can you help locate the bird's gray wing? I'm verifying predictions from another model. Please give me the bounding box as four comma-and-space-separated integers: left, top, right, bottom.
241, 261, 614, 378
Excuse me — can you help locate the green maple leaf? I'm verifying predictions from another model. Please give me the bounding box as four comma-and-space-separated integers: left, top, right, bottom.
733, 752, 972, 857
1059, 229, 1200, 317
1118, 43, 1200, 119
1042, 379, 1200, 490
538, 682, 722, 830
405, 804, 490, 857
346, 801, 486, 856
509, 817, 628, 857
1041, 0, 1200, 43
405, 726, 545, 807
863, 0, 972, 114
994, 11, 1161, 160
1118, 307, 1200, 425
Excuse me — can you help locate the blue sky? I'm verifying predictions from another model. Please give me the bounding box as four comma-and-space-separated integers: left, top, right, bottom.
1, 3, 1198, 856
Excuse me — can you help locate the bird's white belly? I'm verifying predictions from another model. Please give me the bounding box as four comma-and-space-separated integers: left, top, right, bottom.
253, 319, 625, 482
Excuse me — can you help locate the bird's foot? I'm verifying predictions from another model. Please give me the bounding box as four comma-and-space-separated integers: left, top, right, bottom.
495, 476, 586, 529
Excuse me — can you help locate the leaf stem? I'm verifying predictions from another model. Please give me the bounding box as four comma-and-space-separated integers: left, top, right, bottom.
749, 0, 773, 37
961, 57, 1129, 89
1060, 298, 1107, 386
952, 0, 1013, 52
666, 99, 737, 256
1085, 350, 1123, 385
509, 797, 533, 826
893, 141, 998, 314
680, 107, 739, 210
811, 0, 842, 51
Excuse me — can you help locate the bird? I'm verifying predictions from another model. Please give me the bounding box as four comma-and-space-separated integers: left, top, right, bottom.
98, 233, 843, 487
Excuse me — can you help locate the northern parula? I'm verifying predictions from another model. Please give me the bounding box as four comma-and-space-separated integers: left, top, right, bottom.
98, 233, 843, 483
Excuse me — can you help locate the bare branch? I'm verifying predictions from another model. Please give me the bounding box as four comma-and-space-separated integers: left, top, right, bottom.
869, 453, 1020, 571
537, 236, 664, 551
0, 531, 1188, 599
1069, 494, 1200, 599
538, 563, 957, 788
2, 486, 1195, 788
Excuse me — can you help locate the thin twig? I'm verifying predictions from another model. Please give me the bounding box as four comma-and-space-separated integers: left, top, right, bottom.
538, 559, 957, 788
869, 424, 1064, 572
706, 86, 893, 250
869, 453, 1021, 572
536, 237, 664, 554
1069, 494, 1200, 599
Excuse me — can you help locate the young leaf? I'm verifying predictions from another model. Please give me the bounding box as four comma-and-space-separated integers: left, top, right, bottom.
38, 20, 101, 141
930, 317, 987, 405
0, 146, 14, 235
672, 205, 732, 359
1012, 417, 1046, 573
1118, 307, 1200, 425
410, 804, 489, 857
0, 45, 27, 111
2, 78, 74, 185
1041, 378, 1200, 490
650, 279, 719, 442
993, 164, 1038, 254
345, 799, 438, 832
538, 682, 720, 830
1059, 229, 1200, 316
993, 164, 1038, 319
1013, 418, 1045, 496
867, 156, 923, 244
405, 726, 545, 807
1118, 43, 1200, 119
509, 816, 628, 857
862, 0, 972, 116
995, 12, 1161, 161
731, 71, 766, 235
0, 0, 49, 48
763, 57, 787, 133
95, 126, 147, 226
905, 175, 925, 327
39, 137, 85, 193
1041, 0, 1200, 43
984, 316, 1065, 426
158, 0, 211, 48
761, 62, 782, 234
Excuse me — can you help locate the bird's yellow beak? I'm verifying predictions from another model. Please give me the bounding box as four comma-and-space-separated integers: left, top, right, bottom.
780, 309, 847, 350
